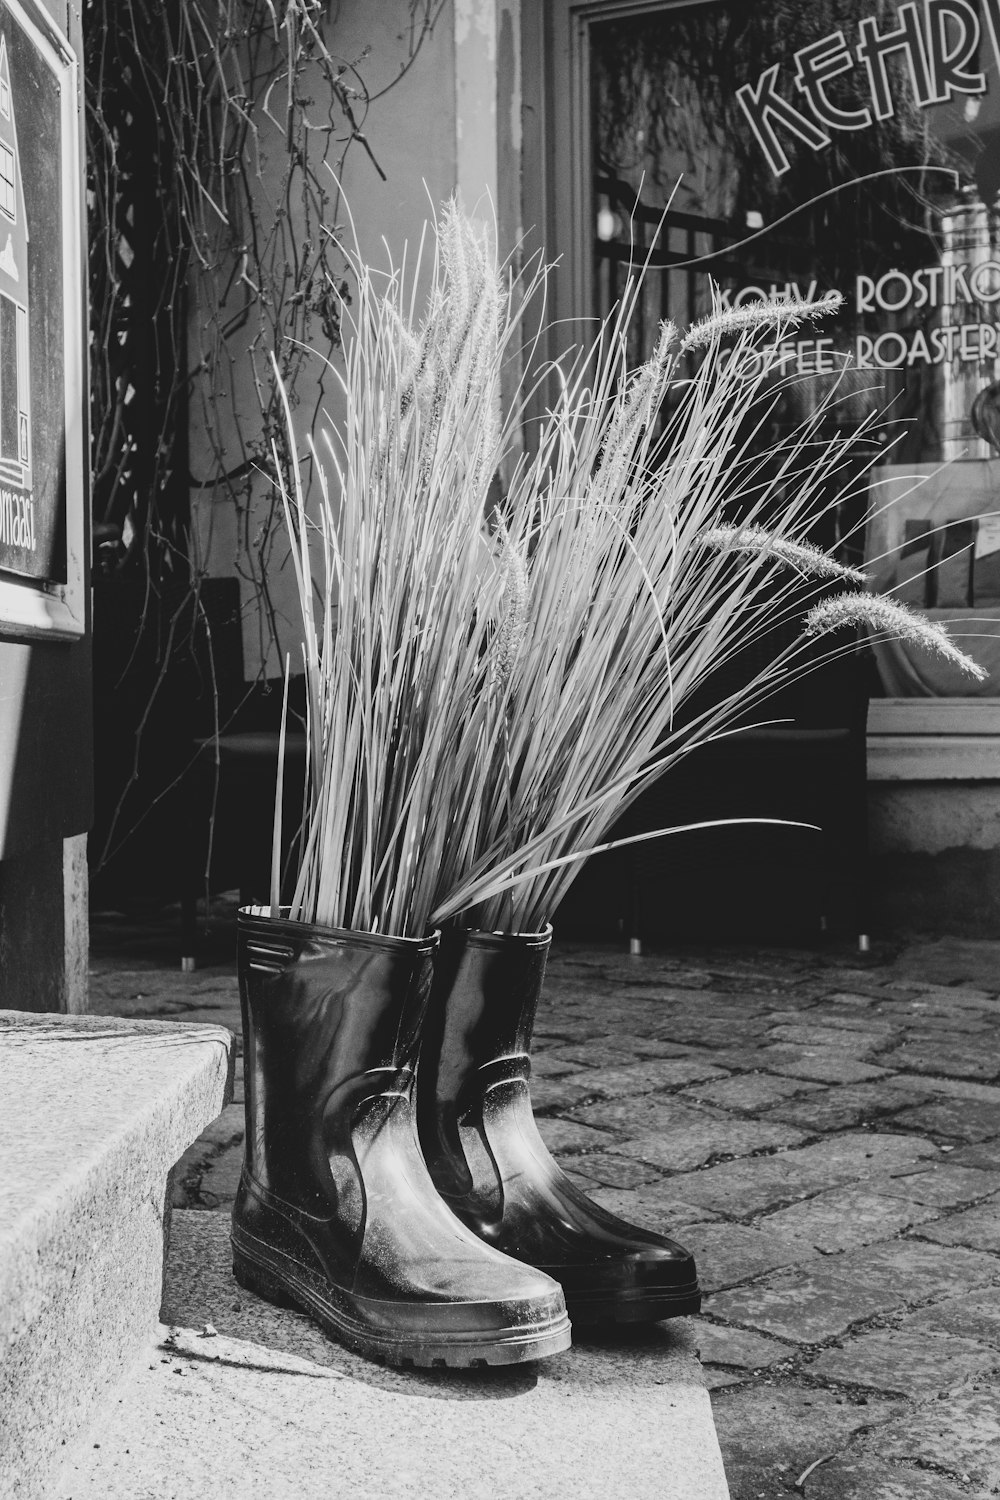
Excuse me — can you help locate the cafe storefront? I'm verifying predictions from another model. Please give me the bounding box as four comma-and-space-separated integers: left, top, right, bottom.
520, 0, 1000, 928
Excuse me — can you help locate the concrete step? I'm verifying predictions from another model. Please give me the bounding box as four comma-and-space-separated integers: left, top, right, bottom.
59, 1209, 731, 1499
0, 1011, 233, 1500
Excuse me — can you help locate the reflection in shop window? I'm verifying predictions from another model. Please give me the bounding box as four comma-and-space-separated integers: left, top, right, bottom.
589, 0, 1000, 699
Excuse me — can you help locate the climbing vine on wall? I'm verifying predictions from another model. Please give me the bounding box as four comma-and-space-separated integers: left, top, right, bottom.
84, 0, 444, 886
85, 0, 443, 590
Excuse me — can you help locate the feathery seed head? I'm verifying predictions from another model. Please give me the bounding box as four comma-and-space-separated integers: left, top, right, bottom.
491, 522, 530, 690
701, 524, 868, 583
680, 290, 844, 353
805, 592, 986, 679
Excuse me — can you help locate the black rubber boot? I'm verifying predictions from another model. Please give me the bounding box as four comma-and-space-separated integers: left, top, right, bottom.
231, 909, 571, 1368
417, 926, 702, 1324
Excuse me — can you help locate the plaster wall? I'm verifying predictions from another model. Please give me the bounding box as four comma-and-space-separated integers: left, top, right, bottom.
188, 3, 468, 678
870, 782, 1000, 855
869, 781, 1000, 934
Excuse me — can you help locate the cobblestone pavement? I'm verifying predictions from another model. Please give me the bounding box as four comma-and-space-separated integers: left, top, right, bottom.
90, 912, 1000, 1500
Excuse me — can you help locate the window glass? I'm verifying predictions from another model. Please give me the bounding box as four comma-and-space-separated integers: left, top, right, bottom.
591, 0, 1000, 695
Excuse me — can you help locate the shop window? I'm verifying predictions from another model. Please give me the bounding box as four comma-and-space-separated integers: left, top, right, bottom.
570, 0, 1000, 772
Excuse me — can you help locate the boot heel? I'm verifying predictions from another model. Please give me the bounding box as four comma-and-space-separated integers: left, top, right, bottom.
232, 1247, 298, 1311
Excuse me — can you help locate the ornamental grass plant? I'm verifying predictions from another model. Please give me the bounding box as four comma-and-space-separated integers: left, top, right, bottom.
271, 204, 981, 940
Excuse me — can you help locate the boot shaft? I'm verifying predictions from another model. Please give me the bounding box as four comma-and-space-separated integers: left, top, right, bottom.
424, 925, 551, 1074
238, 908, 436, 1206
417, 926, 550, 1197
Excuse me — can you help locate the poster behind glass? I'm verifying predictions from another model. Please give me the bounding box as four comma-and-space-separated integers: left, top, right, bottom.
0, 0, 65, 585
591, 0, 1000, 694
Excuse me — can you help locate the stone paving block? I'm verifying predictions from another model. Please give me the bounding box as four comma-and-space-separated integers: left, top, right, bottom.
678, 1073, 821, 1113
546, 1039, 650, 1069
748, 1046, 890, 1086
669, 1134, 938, 1217
584, 1182, 721, 1230
571, 1088, 798, 1135
174, 1006, 241, 1029
528, 1052, 582, 1079
821, 1237, 1000, 1302
686, 1221, 814, 1293
802, 1455, 972, 1500
898, 1011, 997, 1037
604, 1154, 805, 1219
876, 1039, 1000, 1081
560, 1169, 606, 1194
707, 1238, 997, 1343
894, 981, 998, 1011
878, 1163, 1000, 1215
653, 1017, 774, 1048
706, 1266, 906, 1343
764, 1081, 934, 1135
797, 1012, 900, 1035
193, 1100, 245, 1150
918, 1075, 1000, 1103
622, 1034, 706, 1059
764, 1023, 892, 1056
549, 1032, 698, 1063
888, 937, 1000, 989
900, 1288, 1000, 1348
535, 1117, 616, 1155
87, 982, 190, 1017
754, 1185, 938, 1255
943, 1138, 1000, 1170
786, 1131, 941, 1178
753, 1008, 829, 1028
699, 1367, 744, 1391
560, 1058, 729, 1098
608, 1114, 807, 1173
816, 988, 882, 1007
531, 1016, 608, 1044
197, 1140, 245, 1208
693, 1320, 794, 1373
867, 1384, 1000, 1493
552, 1000, 705, 1036
176, 992, 240, 1018
888, 1097, 1000, 1144
710, 1381, 904, 1500
529, 1077, 596, 1113
702, 1043, 806, 1073
808, 1327, 998, 1396
667, 991, 784, 1016
914, 1194, 1000, 1252
564, 1152, 667, 1189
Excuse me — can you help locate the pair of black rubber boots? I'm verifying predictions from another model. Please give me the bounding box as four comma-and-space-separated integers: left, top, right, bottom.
231, 909, 701, 1369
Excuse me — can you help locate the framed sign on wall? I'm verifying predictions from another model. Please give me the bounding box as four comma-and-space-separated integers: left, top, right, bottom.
0, 0, 84, 639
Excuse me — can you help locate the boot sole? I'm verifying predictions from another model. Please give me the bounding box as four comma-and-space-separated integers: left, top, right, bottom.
231, 1230, 572, 1369
563, 1281, 702, 1325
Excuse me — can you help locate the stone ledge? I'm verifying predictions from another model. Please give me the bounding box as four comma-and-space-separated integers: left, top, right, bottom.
60, 1209, 731, 1500
0, 1011, 233, 1500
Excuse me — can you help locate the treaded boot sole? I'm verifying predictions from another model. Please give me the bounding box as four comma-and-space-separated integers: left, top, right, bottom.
563, 1280, 702, 1325
231, 1230, 572, 1369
